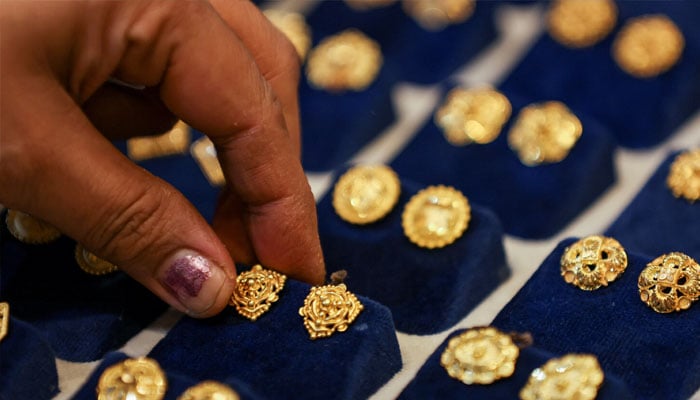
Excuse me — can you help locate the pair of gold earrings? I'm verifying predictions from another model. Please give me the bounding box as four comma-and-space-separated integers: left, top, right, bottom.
434, 88, 583, 166
332, 165, 471, 249
561, 235, 700, 314
441, 326, 604, 399
229, 265, 364, 340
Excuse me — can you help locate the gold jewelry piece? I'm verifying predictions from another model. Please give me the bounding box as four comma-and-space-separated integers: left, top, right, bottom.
75, 244, 119, 276
306, 29, 382, 92
435, 87, 512, 146
5, 210, 61, 244
332, 165, 401, 224
97, 357, 167, 400
263, 10, 312, 61
178, 381, 240, 400
547, 0, 617, 48
345, 0, 396, 11
519, 354, 604, 400
560, 235, 628, 291
127, 120, 191, 162
402, 0, 475, 31
229, 264, 286, 321
0, 302, 9, 343
667, 149, 700, 202
613, 15, 685, 78
440, 327, 519, 385
402, 185, 470, 249
299, 283, 363, 340
191, 137, 225, 187
508, 101, 583, 166
638, 252, 700, 313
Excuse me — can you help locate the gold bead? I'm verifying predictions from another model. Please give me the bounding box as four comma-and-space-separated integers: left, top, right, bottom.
435, 87, 512, 146
332, 165, 401, 224
613, 15, 684, 78
402, 185, 470, 249
638, 252, 700, 313
299, 284, 364, 339
5, 209, 61, 244
547, 0, 617, 48
560, 235, 628, 290
520, 354, 604, 400
229, 265, 286, 321
440, 327, 519, 385
97, 357, 167, 400
666, 149, 700, 202
508, 101, 583, 166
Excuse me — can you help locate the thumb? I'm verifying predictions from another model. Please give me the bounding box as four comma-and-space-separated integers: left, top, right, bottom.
0, 78, 236, 318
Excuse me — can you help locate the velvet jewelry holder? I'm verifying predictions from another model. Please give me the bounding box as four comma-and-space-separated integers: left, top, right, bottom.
146, 275, 402, 400
316, 170, 509, 335
0, 316, 59, 400
390, 88, 617, 239
304, 0, 499, 85
73, 352, 266, 400
491, 239, 700, 400
398, 329, 633, 399
606, 150, 700, 261
499, 2, 700, 148
0, 225, 168, 362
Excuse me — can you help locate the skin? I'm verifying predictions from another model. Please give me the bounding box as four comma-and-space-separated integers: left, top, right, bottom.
0, 0, 326, 317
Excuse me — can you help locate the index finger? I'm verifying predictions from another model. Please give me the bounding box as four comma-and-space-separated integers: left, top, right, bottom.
116, 1, 325, 283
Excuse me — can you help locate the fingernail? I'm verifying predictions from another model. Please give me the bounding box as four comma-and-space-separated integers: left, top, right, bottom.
160, 251, 226, 316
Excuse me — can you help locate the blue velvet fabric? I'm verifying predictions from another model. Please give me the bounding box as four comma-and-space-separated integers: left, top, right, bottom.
0, 223, 168, 362
317, 170, 509, 334
500, 1, 700, 148
147, 274, 402, 400
73, 352, 266, 400
0, 316, 59, 400
492, 239, 700, 400
606, 150, 700, 261
305, 0, 499, 85
399, 329, 633, 400
391, 87, 617, 239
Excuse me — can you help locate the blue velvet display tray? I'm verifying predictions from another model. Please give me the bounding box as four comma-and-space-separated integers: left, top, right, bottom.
0, 316, 59, 400
399, 329, 633, 399
317, 170, 509, 334
391, 87, 617, 239
606, 150, 700, 260
144, 274, 402, 400
500, 1, 700, 148
73, 352, 265, 400
492, 238, 700, 400
0, 225, 168, 362
304, 0, 498, 85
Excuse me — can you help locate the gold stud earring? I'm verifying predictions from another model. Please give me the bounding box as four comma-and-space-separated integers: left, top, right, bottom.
75, 244, 119, 276
520, 354, 604, 400
560, 235, 628, 290
547, 0, 617, 48
333, 164, 401, 225
402, 185, 470, 249
5, 210, 61, 244
666, 149, 700, 203
229, 265, 286, 321
638, 252, 700, 313
97, 357, 167, 400
178, 381, 240, 400
299, 283, 364, 339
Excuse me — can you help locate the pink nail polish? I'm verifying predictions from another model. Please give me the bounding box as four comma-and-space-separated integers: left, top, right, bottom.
163, 254, 213, 298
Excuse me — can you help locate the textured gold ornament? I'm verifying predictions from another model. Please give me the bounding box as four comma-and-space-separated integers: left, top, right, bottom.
5, 210, 61, 244
613, 15, 684, 78
332, 165, 401, 224
440, 327, 519, 385
306, 29, 382, 92
178, 381, 240, 400
508, 101, 583, 166
667, 149, 700, 202
345, 0, 396, 11
97, 357, 167, 400
299, 283, 363, 340
560, 235, 628, 291
0, 302, 9, 343
402, 0, 475, 31
264, 10, 312, 61
127, 120, 191, 161
75, 244, 119, 276
547, 0, 617, 48
229, 265, 286, 321
520, 354, 604, 400
435, 88, 512, 146
191, 137, 225, 186
638, 252, 700, 313
402, 185, 470, 249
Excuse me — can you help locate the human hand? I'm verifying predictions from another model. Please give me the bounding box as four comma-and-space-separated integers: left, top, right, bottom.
0, 0, 325, 317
